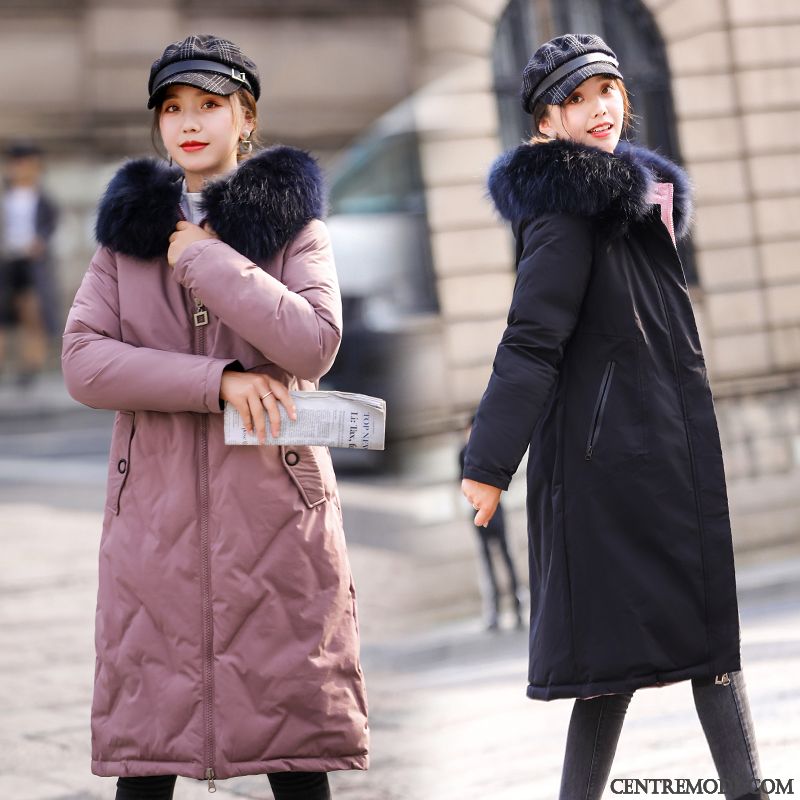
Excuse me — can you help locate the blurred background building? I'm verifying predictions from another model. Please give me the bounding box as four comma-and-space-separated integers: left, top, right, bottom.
1, 2, 799, 795
0, 0, 797, 556
408, 0, 800, 555
0, 0, 420, 441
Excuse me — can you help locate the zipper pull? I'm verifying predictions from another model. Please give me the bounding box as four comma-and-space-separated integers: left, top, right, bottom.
193, 295, 209, 327
585, 445, 594, 461
205, 767, 216, 792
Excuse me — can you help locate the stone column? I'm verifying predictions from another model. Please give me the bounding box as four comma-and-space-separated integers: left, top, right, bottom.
412, 1, 516, 416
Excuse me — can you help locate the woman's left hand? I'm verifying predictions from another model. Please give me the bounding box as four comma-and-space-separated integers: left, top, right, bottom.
461, 478, 502, 528
167, 221, 217, 267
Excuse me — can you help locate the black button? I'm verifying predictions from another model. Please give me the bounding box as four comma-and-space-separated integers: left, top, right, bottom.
284, 450, 300, 466
117, 458, 128, 474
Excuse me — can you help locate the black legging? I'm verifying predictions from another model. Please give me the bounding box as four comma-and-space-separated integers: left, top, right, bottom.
558, 670, 769, 800
114, 771, 331, 799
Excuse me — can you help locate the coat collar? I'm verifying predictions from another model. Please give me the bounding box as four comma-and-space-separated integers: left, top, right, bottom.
487, 137, 694, 242
95, 145, 326, 262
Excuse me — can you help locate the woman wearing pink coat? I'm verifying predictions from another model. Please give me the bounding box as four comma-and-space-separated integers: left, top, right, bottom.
61, 34, 368, 800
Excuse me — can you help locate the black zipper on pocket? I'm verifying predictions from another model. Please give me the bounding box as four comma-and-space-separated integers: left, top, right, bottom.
585, 360, 615, 461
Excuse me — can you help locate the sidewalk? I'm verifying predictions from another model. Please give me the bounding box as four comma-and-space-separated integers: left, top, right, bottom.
2, 371, 799, 798
2, 498, 798, 800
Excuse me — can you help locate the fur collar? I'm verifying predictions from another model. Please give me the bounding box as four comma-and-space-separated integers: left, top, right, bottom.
95, 145, 326, 262
487, 138, 693, 241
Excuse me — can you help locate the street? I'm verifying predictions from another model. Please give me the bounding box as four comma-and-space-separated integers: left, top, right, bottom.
1, 374, 798, 799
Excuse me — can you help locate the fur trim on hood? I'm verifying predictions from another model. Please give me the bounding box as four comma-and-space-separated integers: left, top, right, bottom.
95, 145, 326, 262
487, 138, 694, 242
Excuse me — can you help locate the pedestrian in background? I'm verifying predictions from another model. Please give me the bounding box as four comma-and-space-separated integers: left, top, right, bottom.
459, 415, 524, 631
0, 142, 59, 386
61, 34, 368, 800
461, 34, 769, 800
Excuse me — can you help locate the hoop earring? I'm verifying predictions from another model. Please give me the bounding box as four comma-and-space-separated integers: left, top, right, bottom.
238, 130, 253, 155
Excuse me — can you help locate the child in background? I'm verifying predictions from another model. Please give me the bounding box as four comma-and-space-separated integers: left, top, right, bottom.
459, 415, 524, 631
0, 142, 59, 386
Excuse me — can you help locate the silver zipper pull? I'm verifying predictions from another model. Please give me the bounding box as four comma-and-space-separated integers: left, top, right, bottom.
193, 295, 209, 327
205, 767, 216, 792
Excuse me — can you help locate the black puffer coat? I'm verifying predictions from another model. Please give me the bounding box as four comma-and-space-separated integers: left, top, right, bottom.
462, 137, 741, 700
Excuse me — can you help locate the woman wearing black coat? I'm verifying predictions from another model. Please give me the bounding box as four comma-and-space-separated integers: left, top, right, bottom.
461, 34, 769, 800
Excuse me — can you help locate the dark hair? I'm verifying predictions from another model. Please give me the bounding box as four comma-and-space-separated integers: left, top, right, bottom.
5, 141, 43, 160
149, 86, 262, 163
529, 76, 635, 144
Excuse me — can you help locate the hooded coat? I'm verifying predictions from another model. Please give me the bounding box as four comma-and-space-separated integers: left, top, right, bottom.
61, 146, 368, 783
461, 137, 742, 700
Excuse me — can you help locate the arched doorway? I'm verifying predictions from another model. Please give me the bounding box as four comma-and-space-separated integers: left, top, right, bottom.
492, 0, 698, 283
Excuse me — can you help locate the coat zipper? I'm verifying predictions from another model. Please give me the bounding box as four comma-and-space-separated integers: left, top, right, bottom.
183, 211, 215, 791
645, 249, 710, 658
194, 295, 209, 327
178, 200, 214, 787
176, 203, 211, 330
585, 360, 615, 460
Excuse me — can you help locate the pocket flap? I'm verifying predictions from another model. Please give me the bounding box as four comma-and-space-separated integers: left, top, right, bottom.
279, 444, 326, 508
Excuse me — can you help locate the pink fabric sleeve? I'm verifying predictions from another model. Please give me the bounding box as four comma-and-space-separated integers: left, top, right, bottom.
61, 246, 238, 413
171, 218, 342, 382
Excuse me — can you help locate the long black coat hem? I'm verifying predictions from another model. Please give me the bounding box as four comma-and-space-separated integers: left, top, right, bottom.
464, 138, 743, 702
526, 653, 742, 701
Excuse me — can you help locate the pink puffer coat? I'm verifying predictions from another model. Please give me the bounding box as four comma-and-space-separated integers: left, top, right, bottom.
61, 146, 369, 787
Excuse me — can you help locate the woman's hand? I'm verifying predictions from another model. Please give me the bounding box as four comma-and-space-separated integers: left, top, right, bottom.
167, 221, 217, 267
220, 372, 297, 444
461, 478, 502, 527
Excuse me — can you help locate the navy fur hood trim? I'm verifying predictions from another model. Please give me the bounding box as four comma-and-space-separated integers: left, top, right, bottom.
487, 138, 694, 241
95, 145, 326, 262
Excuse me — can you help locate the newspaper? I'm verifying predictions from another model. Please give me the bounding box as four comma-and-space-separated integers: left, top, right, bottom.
223, 390, 386, 450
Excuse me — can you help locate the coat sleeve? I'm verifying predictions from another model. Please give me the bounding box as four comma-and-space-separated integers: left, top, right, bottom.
61, 245, 240, 413
461, 212, 594, 490
170, 218, 342, 382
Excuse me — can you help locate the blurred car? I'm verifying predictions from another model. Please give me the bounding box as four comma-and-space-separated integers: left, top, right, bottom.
322, 99, 443, 471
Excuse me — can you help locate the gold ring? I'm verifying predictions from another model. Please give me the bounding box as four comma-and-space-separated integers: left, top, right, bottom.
260, 391, 273, 401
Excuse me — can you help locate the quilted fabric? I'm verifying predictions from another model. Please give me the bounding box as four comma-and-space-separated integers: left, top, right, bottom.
62, 149, 368, 781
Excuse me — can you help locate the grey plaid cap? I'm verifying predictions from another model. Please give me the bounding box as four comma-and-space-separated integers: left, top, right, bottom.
520, 33, 622, 113
148, 33, 260, 109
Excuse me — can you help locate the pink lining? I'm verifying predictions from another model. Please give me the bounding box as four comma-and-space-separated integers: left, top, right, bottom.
646, 181, 676, 247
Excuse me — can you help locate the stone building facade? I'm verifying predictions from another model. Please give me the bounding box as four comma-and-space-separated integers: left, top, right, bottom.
412, 0, 800, 551
0, 0, 415, 307
1, 0, 797, 550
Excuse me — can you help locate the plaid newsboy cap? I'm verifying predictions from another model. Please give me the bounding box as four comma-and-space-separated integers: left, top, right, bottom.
520, 33, 623, 113
148, 33, 260, 109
